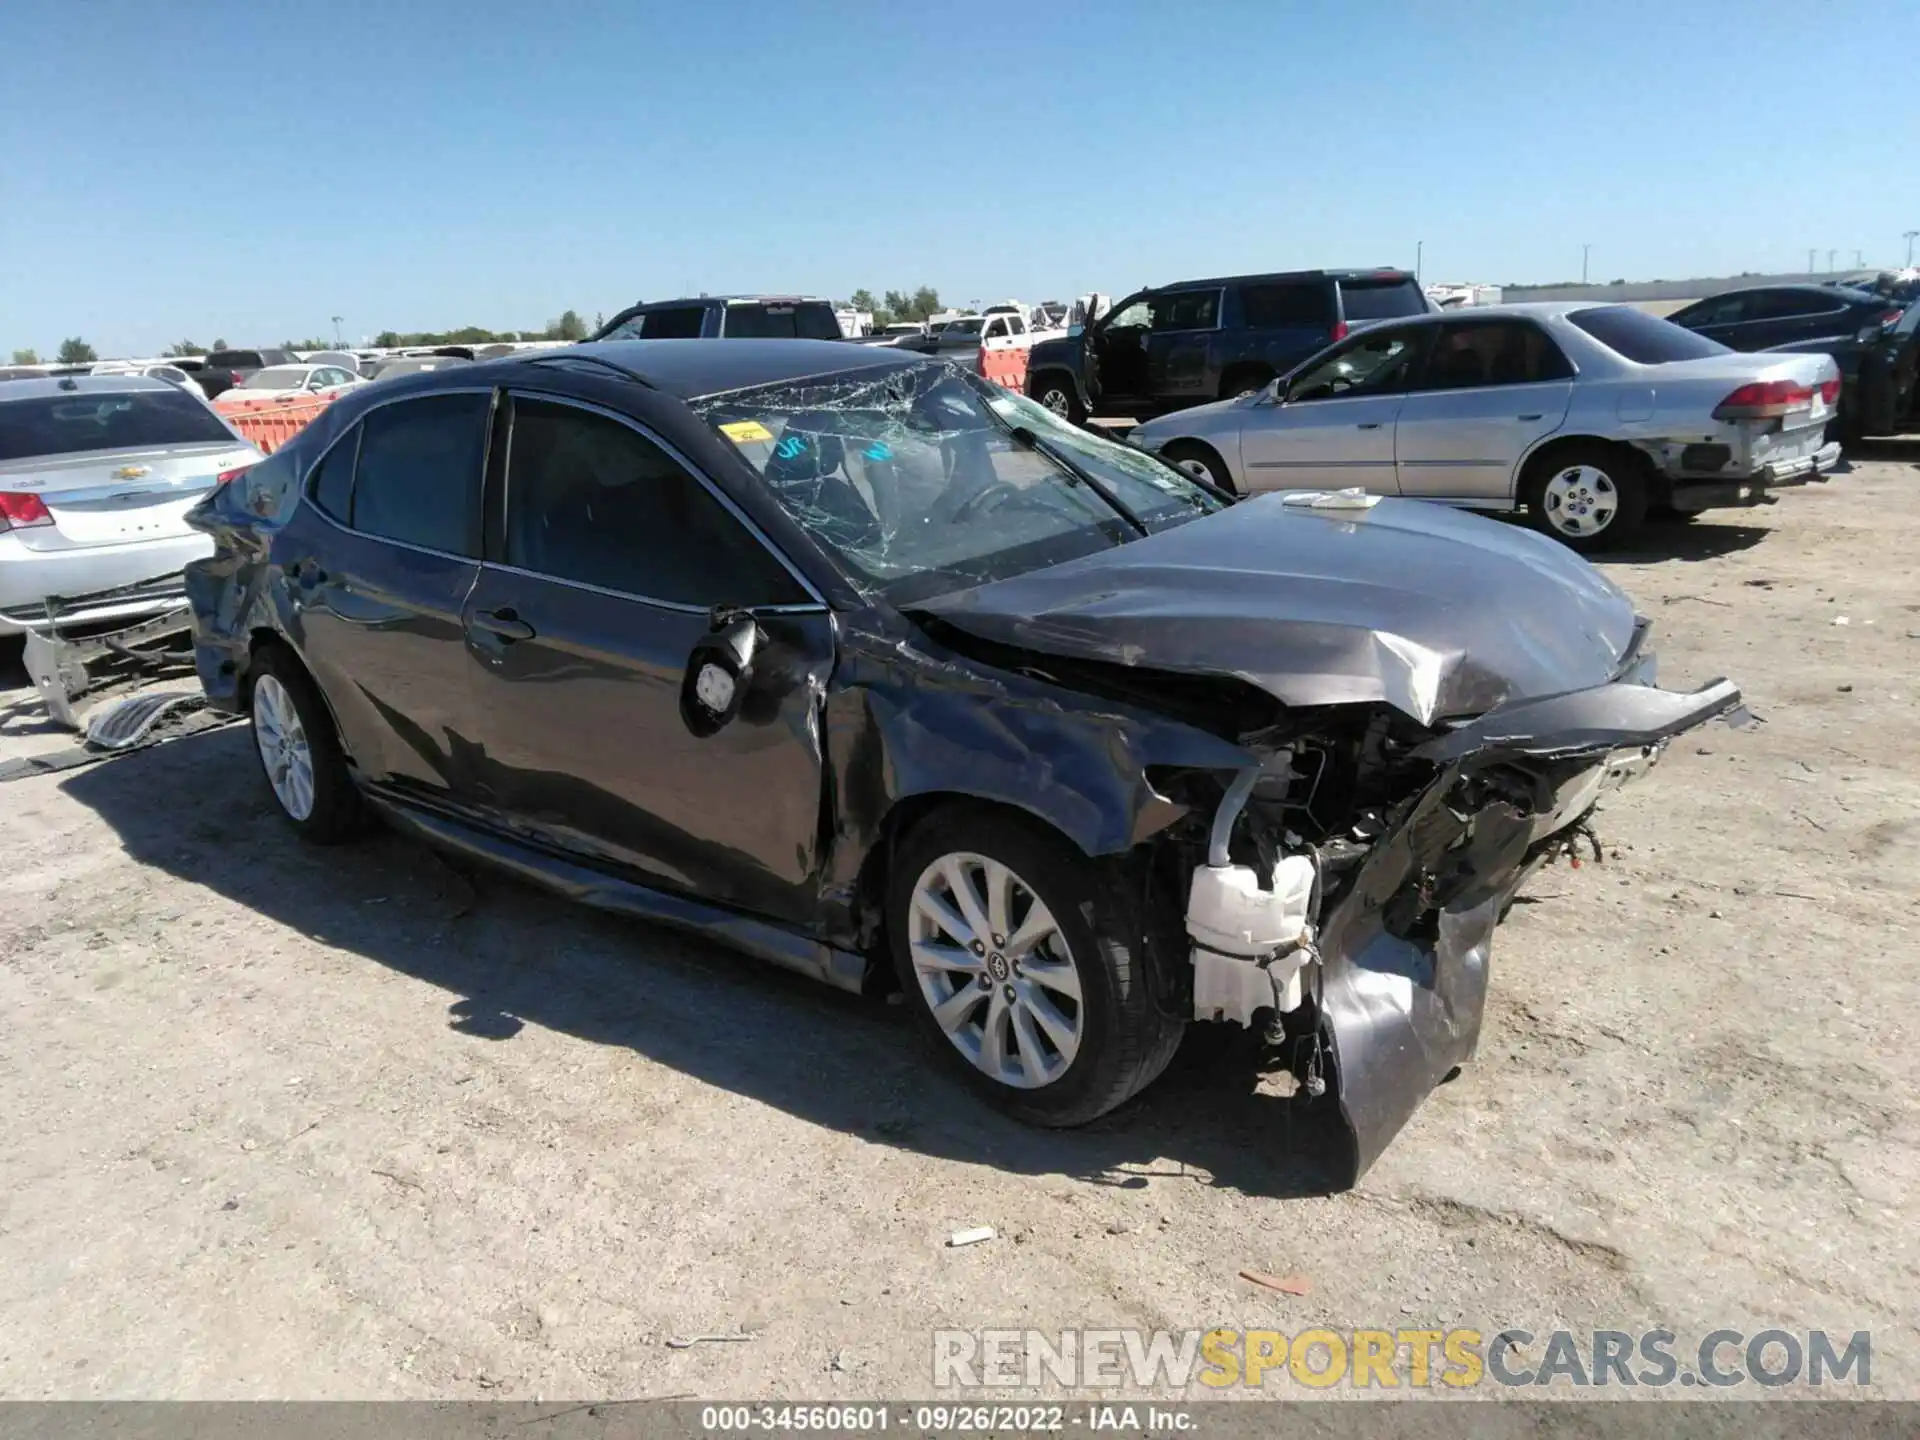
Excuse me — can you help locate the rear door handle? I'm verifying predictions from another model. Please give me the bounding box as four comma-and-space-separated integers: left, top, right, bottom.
1356, 422, 1383, 430
1517, 412, 1544, 421
470, 607, 535, 641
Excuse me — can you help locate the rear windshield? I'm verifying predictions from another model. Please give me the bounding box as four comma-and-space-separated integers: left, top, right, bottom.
1337, 278, 1429, 321
204, 351, 262, 369
1567, 306, 1729, 363
0, 389, 233, 461
724, 304, 844, 340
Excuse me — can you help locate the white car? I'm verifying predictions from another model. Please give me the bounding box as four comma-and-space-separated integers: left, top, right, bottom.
1129, 303, 1843, 550
220, 363, 364, 403
0, 375, 262, 646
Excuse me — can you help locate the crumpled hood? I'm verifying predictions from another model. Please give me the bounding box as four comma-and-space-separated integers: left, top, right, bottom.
913, 494, 1641, 725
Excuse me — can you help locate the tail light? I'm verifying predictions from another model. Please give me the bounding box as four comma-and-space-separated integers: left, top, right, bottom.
1713, 379, 1815, 420
1876, 308, 1904, 329
1330, 321, 1349, 343
215, 466, 252, 486
0, 491, 54, 532
1819, 377, 1842, 405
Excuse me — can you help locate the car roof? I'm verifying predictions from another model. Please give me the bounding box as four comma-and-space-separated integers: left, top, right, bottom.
1692, 283, 1876, 303
0, 373, 177, 401
1157, 269, 1417, 292
368, 339, 927, 403
619, 294, 829, 310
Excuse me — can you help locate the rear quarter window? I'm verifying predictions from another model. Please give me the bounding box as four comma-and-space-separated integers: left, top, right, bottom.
347, 393, 490, 555
1337, 279, 1429, 321
1238, 283, 1334, 327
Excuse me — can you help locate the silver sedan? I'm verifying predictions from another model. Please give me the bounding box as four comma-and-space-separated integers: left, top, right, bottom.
1129, 302, 1842, 549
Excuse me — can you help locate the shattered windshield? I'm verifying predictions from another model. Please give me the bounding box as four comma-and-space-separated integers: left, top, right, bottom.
693, 362, 1221, 604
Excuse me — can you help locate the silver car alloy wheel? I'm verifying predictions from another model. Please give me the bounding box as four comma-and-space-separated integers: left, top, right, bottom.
907, 851, 1084, 1090
1541, 464, 1619, 538
1173, 457, 1213, 482
252, 673, 316, 821
1038, 386, 1073, 417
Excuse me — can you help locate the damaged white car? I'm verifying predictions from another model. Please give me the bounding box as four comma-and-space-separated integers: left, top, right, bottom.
184, 342, 1744, 1185
1131, 302, 1842, 550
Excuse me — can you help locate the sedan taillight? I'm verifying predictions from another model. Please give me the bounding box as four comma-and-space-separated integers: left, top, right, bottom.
1713, 379, 1815, 420
0, 491, 54, 532
215, 467, 252, 486
1819, 377, 1842, 405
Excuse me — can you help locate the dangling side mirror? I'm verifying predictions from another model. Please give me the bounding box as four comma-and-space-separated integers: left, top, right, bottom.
680, 608, 764, 738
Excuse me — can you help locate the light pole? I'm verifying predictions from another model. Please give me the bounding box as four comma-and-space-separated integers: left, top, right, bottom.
331, 315, 343, 347
1581, 243, 1591, 285
1827, 249, 1837, 272
1906, 231, 1918, 267
1808, 248, 1817, 274
1415, 239, 1423, 282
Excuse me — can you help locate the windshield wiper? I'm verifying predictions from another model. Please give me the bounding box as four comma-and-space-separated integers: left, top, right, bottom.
1009, 425, 1148, 537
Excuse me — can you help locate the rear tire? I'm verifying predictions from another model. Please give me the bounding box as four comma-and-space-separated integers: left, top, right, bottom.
1522, 442, 1647, 552
1028, 373, 1086, 425
1158, 440, 1237, 496
248, 644, 369, 844
888, 806, 1183, 1127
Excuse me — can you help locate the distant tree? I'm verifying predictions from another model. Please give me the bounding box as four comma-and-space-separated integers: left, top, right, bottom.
212, 338, 229, 351
595, 312, 605, 331
545, 309, 588, 342
909, 286, 941, 321
882, 289, 910, 322
164, 340, 206, 356
374, 331, 401, 348
57, 337, 97, 364
10, 347, 38, 365
850, 288, 877, 314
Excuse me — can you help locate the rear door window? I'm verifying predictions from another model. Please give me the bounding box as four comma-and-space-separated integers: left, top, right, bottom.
502, 396, 805, 606
1413, 322, 1575, 391
1152, 290, 1222, 331
1238, 283, 1334, 327
1749, 291, 1844, 320
1677, 294, 1751, 327
638, 306, 707, 339
348, 392, 489, 555
1336, 278, 1429, 322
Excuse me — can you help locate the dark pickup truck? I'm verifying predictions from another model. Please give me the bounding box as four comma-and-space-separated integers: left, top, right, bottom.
198, 348, 298, 401
1025, 269, 1430, 422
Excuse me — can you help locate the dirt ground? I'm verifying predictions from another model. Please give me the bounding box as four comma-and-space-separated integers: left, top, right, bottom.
2, 446, 1917, 1402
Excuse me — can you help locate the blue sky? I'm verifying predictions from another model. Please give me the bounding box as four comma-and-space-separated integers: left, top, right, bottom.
3, 0, 1915, 357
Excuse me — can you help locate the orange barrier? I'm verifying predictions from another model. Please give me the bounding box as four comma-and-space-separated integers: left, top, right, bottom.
979, 341, 1029, 391
220, 396, 333, 454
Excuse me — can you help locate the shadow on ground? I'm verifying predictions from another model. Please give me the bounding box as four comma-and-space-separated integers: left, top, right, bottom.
1590, 515, 1772, 565
60, 727, 1354, 1199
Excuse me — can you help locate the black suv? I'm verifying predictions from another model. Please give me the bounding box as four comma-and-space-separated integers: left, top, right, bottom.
199, 348, 299, 400
1025, 269, 1430, 421
591, 295, 844, 342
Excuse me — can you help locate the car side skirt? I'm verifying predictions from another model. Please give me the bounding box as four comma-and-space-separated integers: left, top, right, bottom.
366, 790, 869, 996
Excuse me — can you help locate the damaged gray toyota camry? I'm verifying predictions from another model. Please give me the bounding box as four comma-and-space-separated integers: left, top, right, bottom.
183, 339, 1743, 1185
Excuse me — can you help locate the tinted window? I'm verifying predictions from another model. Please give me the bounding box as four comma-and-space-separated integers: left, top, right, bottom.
0, 388, 234, 461
794, 304, 844, 341
1749, 290, 1843, 320
1416, 322, 1574, 390
309, 427, 358, 521
1567, 306, 1730, 363
1238, 282, 1334, 327
504, 397, 805, 606
1337, 278, 1429, 321
639, 307, 707, 339
204, 351, 264, 369
1673, 294, 1747, 327
1153, 290, 1221, 331
351, 393, 489, 554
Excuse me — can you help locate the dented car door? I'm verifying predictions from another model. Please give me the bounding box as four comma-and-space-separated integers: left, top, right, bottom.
458, 392, 835, 926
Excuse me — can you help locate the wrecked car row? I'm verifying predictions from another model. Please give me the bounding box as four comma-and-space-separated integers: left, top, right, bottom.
182, 339, 1744, 1184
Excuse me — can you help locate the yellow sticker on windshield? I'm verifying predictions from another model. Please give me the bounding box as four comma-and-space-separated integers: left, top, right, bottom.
720, 420, 774, 444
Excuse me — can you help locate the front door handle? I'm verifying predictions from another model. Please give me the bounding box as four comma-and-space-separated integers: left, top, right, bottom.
470, 607, 535, 641
1356, 421, 1383, 430
1516, 412, 1544, 421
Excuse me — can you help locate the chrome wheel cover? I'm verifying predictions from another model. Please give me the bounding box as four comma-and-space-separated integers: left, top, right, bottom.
252, 674, 316, 821
1541, 464, 1618, 537
907, 851, 1083, 1089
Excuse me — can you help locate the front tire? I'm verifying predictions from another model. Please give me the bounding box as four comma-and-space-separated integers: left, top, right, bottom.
888, 808, 1183, 1126
1522, 443, 1647, 551
249, 644, 368, 843
1028, 373, 1086, 425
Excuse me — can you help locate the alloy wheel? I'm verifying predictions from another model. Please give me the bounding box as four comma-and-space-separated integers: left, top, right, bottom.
1038, 387, 1073, 418
252, 673, 316, 821
906, 851, 1084, 1089
1541, 464, 1619, 538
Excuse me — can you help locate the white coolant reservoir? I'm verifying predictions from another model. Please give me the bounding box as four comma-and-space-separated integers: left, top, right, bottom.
1187, 856, 1318, 1027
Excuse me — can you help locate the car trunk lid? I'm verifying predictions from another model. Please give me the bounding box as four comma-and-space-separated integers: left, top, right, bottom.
0, 443, 259, 550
